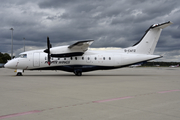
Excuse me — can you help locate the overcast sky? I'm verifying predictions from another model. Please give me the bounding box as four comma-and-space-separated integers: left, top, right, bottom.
0, 0, 180, 62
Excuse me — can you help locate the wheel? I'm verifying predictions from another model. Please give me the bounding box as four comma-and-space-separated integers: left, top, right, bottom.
74, 70, 82, 76
16, 72, 23, 76
77, 72, 82, 76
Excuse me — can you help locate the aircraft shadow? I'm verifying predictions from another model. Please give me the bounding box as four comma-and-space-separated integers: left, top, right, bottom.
14, 74, 153, 77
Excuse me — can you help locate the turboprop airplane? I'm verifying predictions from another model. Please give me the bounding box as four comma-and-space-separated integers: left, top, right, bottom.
5, 21, 172, 76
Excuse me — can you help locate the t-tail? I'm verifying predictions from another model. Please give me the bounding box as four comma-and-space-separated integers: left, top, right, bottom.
131, 21, 173, 55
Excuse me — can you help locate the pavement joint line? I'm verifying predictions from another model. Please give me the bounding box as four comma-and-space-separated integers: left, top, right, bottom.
0, 89, 180, 119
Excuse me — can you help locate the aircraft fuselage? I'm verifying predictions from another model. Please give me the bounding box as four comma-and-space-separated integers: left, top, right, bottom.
5, 48, 161, 73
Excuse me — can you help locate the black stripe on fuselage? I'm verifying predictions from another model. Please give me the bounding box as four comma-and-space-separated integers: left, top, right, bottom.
29, 56, 162, 73
51, 52, 84, 57
30, 65, 115, 72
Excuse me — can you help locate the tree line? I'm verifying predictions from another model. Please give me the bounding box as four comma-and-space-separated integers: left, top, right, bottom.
0, 52, 11, 63
142, 61, 180, 67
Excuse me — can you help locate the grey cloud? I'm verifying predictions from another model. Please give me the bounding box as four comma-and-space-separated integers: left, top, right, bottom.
38, 0, 82, 9
0, 0, 180, 61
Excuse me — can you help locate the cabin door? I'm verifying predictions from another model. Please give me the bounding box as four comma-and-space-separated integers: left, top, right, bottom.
33, 53, 40, 67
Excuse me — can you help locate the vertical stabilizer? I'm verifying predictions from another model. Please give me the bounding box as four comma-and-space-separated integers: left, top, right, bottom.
132, 21, 172, 55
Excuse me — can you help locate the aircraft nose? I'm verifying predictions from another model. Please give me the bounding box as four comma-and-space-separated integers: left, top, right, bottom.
4, 61, 11, 68
4, 59, 17, 69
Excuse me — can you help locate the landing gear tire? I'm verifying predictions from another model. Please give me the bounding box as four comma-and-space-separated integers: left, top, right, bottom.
74, 70, 82, 76
76, 72, 82, 76
16, 72, 23, 76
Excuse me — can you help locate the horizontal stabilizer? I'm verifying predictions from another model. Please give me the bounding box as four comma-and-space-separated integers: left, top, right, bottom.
151, 21, 173, 29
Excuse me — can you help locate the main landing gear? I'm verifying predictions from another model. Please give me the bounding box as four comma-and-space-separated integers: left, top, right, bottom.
74, 69, 82, 76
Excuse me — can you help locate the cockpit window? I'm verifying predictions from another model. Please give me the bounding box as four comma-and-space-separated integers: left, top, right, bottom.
20, 54, 27, 58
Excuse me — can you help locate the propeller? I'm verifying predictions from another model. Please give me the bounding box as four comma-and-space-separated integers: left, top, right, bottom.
44, 37, 51, 65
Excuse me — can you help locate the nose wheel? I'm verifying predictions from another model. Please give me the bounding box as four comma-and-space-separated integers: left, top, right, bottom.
16, 72, 23, 76
16, 69, 23, 76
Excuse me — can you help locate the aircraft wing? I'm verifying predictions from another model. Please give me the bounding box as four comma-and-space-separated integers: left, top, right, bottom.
68, 40, 94, 51
50, 40, 94, 58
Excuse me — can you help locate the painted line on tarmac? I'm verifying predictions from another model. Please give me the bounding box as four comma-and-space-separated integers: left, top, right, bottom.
0, 110, 41, 119
158, 89, 180, 93
93, 96, 133, 103
0, 89, 180, 119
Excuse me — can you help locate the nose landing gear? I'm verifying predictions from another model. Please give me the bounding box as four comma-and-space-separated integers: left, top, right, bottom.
16, 69, 23, 76
16, 72, 23, 76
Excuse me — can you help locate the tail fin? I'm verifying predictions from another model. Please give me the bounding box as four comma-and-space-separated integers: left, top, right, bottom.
132, 21, 173, 55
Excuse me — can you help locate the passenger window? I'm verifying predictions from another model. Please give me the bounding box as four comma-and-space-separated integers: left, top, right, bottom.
103, 57, 105, 60
95, 57, 97, 60
64, 58, 66, 60
88, 57, 90, 60
109, 57, 111, 60
58, 58, 60, 60
82, 57, 84, 60
45, 57, 46, 60
75, 57, 77, 60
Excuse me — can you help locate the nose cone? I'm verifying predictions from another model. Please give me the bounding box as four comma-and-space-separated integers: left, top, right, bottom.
4, 61, 11, 68
4, 59, 17, 69
4, 63, 7, 68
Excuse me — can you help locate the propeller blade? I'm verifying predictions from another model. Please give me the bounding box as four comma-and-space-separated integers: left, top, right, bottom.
47, 36, 51, 65
47, 37, 50, 49
44, 37, 50, 53
48, 54, 51, 65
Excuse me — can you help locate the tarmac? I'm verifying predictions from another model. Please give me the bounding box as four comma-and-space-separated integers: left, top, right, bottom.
0, 67, 180, 120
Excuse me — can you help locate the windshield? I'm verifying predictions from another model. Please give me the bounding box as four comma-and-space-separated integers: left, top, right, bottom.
19, 54, 27, 58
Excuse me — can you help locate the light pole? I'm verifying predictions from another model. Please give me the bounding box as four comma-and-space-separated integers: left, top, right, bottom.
10, 28, 14, 59
23, 38, 25, 52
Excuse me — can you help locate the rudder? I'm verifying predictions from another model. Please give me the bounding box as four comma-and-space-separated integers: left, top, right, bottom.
132, 21, 172, 55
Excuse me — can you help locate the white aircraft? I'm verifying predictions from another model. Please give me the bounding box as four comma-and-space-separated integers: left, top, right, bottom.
169, 64, 179, 68
5, 21, 172, 76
